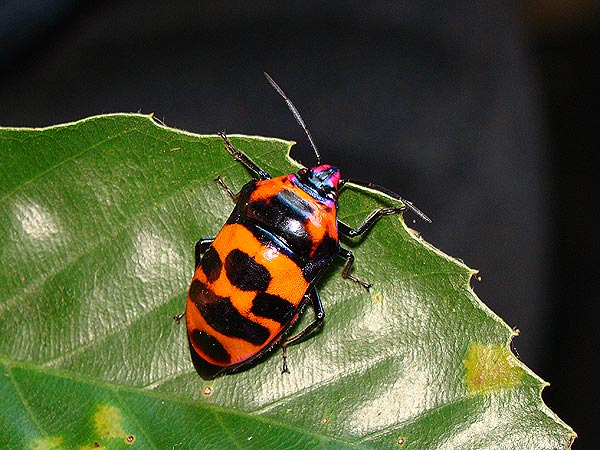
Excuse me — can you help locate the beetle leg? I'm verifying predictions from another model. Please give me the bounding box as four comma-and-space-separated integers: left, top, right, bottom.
337, 207, 409, 290
338, 207, 403, 238
173, 311, 185, 324
281, 288, 325, 374
195, 237, 215, 268
218, 131, 271, 180
341, 179, 431, 223
214, 175, 239, 202
338, 246, 371, 290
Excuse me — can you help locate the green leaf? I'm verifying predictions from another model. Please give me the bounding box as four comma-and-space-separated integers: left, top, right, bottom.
0, 114, 575, 449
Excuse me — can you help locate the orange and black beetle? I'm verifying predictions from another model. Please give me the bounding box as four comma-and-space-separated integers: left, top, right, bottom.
179, 74, 430, 379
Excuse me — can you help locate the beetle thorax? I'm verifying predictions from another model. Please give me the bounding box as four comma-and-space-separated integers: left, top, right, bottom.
298, 164, 340, 201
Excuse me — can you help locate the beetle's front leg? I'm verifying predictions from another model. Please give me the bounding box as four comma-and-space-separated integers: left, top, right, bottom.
337, 207, 403, 238
218, 131, 272, 180
214, 176, 239, 203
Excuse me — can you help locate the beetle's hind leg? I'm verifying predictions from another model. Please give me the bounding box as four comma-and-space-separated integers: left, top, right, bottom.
281, 289, 325, 374
337, 207, 403, 238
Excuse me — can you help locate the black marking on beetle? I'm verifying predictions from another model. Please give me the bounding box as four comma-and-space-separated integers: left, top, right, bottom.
249, 188, 314, 227
190, 329, 231, 364
276, 188, 315, 217
189, 278, 208, 303
251, 293, 296, 325
248, 194, 314, 258
201, 246, 222, 282
226, 204, 242, 225
301, 260, 329, 281
225, 249, 271, 291
301, 235, 338, 280
311, 234, 338, 262
189, 279, 270, 346
245, 223, 297, 259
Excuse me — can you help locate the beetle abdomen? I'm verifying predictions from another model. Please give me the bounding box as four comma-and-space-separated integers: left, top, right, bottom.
186, 223, 310, 376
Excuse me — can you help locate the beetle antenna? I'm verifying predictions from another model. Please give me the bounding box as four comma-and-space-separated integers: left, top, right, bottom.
264, 72, 322, 165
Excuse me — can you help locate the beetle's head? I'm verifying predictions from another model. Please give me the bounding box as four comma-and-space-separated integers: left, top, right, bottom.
298, 164, 341, 201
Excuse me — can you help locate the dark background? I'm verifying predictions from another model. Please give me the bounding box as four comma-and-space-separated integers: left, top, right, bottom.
1, 1, 598, 447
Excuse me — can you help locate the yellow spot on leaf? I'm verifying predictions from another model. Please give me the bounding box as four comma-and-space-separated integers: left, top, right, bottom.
30, 437, 63, 450
464, 343, 524, 394
372, 291, 383, 302
93, 405, 126, 439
